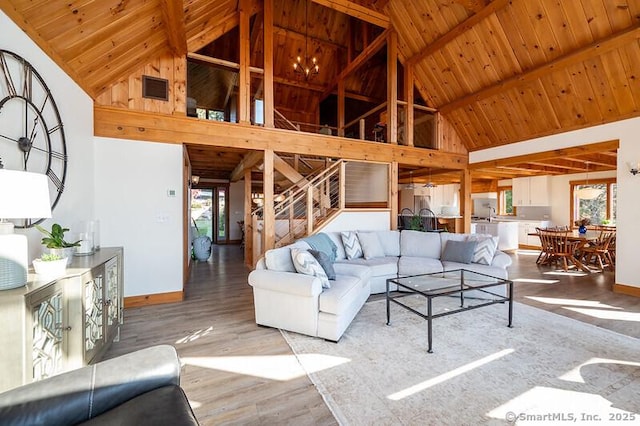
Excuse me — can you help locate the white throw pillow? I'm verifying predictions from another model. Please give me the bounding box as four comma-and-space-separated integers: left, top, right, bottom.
357, 232, 385, 260
340, 231, 363, 260
291, 248, 331, 289
467, 234, 499, 265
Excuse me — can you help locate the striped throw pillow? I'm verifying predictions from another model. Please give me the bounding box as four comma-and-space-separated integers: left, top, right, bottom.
291, 248, 331, 289
340, 231, 363, 260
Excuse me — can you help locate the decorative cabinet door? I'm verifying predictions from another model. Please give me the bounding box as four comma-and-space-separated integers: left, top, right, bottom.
27, 281, 68, 382
104, 256, 120, 342
83, 270, 105, 363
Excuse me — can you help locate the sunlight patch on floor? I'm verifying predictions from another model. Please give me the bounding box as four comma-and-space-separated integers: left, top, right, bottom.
558, 357, 640, 383
175, 326, 214, 344
387, 349, 514, 401
543, 270, 589, 277
513, 278, 559, 284
181, 354, 350, 381
525, 296, 621, 310
563, 307, 640, 322
516, 250, 541, 256
487, 386, 637, 423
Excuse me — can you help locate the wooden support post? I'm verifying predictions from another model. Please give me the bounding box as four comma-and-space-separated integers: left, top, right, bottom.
244, 168, 253, 267
263, 149, 275, 250
460, 168, 472, 234
239, 0, 251, 125
404, 63, 414, 147
387, 30, 398, 144
339, 161, 346, 210
338, 79, 345, 137
359, 119, 365, 140
263, 0, 274, 127
389, 162, 398, 229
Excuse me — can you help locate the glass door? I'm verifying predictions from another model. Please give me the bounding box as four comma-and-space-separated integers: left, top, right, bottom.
214, 186, 229, 244
191, 188, 213, 240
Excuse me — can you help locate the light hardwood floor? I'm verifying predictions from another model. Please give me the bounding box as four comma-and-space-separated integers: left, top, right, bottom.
105, 245, 639, 425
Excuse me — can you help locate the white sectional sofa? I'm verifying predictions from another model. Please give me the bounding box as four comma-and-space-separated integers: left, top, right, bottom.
248, 230, 512, 341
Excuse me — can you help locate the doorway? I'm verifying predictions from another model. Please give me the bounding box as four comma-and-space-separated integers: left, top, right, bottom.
191, 185, 230, 244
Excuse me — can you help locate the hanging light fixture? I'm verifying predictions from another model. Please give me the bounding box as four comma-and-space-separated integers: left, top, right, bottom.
423, 168, 437, 188
405, 171, 415, 189
575, 161, 603, 200
292, 0, 319, 80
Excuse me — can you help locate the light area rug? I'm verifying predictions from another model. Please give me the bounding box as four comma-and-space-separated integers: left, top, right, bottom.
282, 298, 640, 425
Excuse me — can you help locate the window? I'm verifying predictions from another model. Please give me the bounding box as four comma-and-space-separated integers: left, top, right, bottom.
497, 186, 514, 215
196, 108, 225, 122
570, 178, 616, 227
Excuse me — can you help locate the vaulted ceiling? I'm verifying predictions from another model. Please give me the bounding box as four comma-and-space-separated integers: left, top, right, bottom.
2, 0, 638, 178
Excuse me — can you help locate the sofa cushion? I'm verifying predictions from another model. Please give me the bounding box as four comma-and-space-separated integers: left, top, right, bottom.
341, 231, 363, 259
309, 249, 336, 280
400, 230, 441, 258
441, 261, 508, 280
291, 248, 330, 289
467, 234, 499, 265
374, 230, 400, 256
325, 232, 347, 260
264, 241, 310, 272
335, 256, 398, 277
441, 240, 477, 264
357, 232, 385, 259
398, 256, 444, 276
319, 275, 367, 315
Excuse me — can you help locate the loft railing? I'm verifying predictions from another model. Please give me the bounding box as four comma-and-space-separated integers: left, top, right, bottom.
252, 160, 345, 253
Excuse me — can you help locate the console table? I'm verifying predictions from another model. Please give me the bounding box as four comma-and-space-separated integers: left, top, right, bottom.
0, 247, 123, 392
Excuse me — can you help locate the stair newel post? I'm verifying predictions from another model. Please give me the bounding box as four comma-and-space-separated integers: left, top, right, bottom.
339, 161, 346, 210
307, 187, 314, 235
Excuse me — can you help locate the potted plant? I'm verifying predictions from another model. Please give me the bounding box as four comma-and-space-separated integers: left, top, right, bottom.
35, 223, 81, 266
574, 217, 591, 234
32, 253, 68, 277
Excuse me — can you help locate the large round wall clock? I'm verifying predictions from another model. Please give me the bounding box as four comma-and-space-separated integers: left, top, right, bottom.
0, 50, 67, 228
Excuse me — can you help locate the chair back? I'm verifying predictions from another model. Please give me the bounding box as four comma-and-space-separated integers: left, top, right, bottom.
398, 208, 414, 230
418, 208, 439, 232
596, 229, 616, 251
538, 228, 576, 255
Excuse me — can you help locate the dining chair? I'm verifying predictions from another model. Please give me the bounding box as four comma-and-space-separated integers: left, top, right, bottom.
579, 229, 616, 272
537, 228, 582, 272
535, 227, 554, 264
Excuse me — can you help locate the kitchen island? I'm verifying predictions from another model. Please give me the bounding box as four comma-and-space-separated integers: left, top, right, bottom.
470, 220, 519, 251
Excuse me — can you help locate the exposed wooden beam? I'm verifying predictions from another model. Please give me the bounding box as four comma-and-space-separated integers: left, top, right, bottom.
187, 53, 264, 74
338, 80, 345, 137
188, 13, 239, 53
239, 0, 251, 124
311, 0, 390, 28
469, 140, 620, 170
441, 25, 640, 113
94, 106, 468, 169
263, 149, 275, 251
273, 155, 310, 187
453, 0, 490, 13
273, 26, 346, 51
244, 168, 253, 266
406, 0, 510, 66
321, 28, 390, 100
230, 151, 264, 182
404, 63, 414, 147
387, 30, 398, 144
160, 0, 187, 56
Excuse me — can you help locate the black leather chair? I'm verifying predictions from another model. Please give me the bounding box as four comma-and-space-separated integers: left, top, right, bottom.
0, 345, 199, 426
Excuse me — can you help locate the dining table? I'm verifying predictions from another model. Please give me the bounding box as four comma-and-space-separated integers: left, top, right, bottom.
528, 230, 600, 273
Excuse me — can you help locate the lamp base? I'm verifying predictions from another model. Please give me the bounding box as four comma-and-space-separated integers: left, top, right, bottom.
0, 233, 28, 290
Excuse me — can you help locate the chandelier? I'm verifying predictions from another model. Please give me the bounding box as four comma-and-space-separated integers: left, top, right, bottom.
292, 0, 319, 80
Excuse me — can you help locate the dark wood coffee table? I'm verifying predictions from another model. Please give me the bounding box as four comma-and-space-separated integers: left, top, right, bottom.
386, 269, 513, 353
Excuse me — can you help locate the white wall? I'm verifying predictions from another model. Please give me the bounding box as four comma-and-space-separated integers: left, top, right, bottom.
470, 117, 640, 289
321, 211, 391, 232
1, 10, 94, 262
229, 181, 245, 241
94, 137, 184, 297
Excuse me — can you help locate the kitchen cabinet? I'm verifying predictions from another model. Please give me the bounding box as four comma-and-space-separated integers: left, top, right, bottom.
0, 248, 123, 392
518, 221, 551, 247
471, 221, 519, 251
512, 176, 550, 206
431, 184, 460, 214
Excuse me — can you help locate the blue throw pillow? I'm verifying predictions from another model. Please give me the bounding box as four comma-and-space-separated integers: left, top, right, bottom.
441, 240, 477, 264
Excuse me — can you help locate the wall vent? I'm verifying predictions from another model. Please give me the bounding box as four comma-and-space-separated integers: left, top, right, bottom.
142, 75, 169, 101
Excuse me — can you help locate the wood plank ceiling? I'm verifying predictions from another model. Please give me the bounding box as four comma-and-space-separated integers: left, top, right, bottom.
2, 0, 638, 183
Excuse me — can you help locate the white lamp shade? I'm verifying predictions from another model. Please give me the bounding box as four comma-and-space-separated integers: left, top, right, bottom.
0, 169, 52, 219
575, 187, 602, 200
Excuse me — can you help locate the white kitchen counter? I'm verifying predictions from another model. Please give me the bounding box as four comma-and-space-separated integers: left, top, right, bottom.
471, 221, 519, 251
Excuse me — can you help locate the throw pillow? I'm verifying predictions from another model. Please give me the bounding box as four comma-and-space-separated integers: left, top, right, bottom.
308, 249, 336, 280
357, 232, 385, 260
441, 240, 477, 264
291, 248, 331, 289
467, 235, 499, 265
340, 231, 363, 260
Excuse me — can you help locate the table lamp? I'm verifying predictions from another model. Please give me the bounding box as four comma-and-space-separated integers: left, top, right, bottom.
0, 169, 52, 290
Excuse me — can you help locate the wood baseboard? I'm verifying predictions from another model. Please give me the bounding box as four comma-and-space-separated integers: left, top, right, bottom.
613, 283, 640, 298
124, 291, 184, 308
